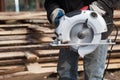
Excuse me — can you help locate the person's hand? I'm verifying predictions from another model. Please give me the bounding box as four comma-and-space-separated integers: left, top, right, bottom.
50, 8, 65, 26
89, 1, 106, 15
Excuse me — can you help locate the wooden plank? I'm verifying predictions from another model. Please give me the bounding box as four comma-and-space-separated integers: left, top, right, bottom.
106, 58, 120, 64
38, 56, 58, 63
35, 50, 120, 63
0, 12, 47, 20
0, 43, 118, 52
107, 63, 120, 70
38, 37, 54, 43
0, 44, 69, 52
0, 65, 26, 75
0, 57, 120, 75
0, 59, 25, 66
0, 10, 119, 22
25, 63, 42, 73
0, 35, 28, 41
38, 63, 120, 72
27, 19, 49, 23
114, 10, 120, 19
0, 49, 59, 60
108, 45, 120, 51
0, 37, 53, 45
0, 12, 47, 18
34, 50, 59, 56
0, 12, 46, 16
0, 40, 38, 45
33, 33, 56, 39
0, 24, 31, 28
0, 10, 119, 20
114, 21, 120, 27
0, 24, 53, 33
0, 52, 25, 59
38, 58, 120, 68
37, 53, 120, 63
0, 29, 28, 35
0, 35, 111, 43
34, 49, 120, 58
0, 51, 120, 66
28, 25, 54, 33
2, 62, 119, 75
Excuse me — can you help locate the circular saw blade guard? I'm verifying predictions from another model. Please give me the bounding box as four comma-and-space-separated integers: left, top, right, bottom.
50, 10, 114, 57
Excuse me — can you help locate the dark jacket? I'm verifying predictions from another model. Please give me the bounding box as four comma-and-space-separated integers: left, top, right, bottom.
44, 0, 117, 39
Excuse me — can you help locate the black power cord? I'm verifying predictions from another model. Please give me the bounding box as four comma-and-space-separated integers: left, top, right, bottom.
102, 24, 119, 80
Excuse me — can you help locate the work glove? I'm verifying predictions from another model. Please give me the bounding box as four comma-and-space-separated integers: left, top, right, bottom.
89, 1, 106, 15
50, 8, 65, 27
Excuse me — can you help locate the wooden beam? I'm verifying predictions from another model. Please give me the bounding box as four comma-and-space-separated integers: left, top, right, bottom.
114, 10, 120, 19
0, 12, 47, 20
0, 52, 25, 59
0, 35, 28, 41
0, 65, 25, 75
114, 21, 120, 27
0, 59, 25, 66
25, 62, 42, 73
0, 24, 31, 28
0, 40, 38, 45
0, 29, 28, 35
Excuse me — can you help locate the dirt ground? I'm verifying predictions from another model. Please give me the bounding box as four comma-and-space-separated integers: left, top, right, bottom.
2, 69, 120, 80
104, 69, 120, 80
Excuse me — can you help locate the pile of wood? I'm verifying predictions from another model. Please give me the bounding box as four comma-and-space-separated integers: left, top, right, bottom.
0, 10, 120, 79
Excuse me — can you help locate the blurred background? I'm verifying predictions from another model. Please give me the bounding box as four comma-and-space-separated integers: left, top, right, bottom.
0, 0, 120, 12
0, 0, 45, 12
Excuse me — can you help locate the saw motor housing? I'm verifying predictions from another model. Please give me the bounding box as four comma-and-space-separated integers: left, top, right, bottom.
50, 10, 113, 57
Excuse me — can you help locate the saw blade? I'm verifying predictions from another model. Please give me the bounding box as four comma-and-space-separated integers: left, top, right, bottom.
70, 22, 94, 51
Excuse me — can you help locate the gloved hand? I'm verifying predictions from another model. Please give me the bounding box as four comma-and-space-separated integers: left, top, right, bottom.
89, 1, 106, 15
50, 8, 65, 26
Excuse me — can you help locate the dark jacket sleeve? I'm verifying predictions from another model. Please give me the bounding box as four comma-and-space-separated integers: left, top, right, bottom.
100, 0, 117, 8
44, 0, 60, 23
98, 0, 118, 39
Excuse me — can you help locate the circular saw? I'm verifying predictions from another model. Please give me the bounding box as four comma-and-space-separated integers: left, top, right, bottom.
50, 10, 115, 57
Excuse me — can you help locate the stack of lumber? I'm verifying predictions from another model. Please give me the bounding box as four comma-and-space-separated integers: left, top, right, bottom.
0, 10, 120, 79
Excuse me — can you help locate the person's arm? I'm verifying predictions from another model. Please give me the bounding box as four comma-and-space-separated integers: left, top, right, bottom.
89, 0, 118, 39
100, 0, 117, 8
44, 0, 64, 25
89, 0, 117, 15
